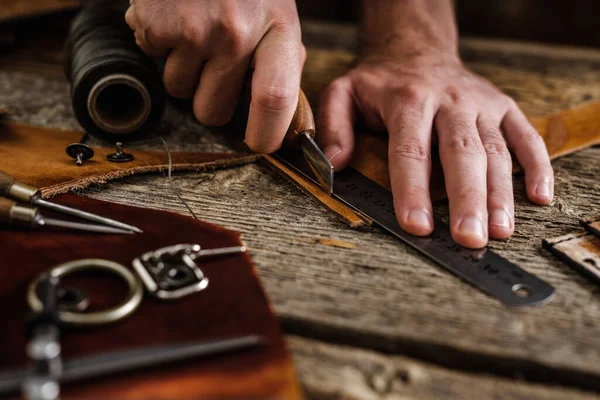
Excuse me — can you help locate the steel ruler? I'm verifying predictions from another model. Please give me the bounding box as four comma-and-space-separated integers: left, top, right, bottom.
276, 152, 555, 307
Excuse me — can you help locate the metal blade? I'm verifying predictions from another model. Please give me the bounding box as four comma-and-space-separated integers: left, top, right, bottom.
39, 218, 133, 235
36, 199, 143, 234
300, 132, 334, 195
0, 335, 264, 395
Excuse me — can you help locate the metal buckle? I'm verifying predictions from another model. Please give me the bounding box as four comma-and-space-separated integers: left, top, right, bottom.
132, 244, 209, 300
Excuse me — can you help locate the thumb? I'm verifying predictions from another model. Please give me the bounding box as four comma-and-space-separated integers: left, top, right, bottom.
316, 77, 356, 170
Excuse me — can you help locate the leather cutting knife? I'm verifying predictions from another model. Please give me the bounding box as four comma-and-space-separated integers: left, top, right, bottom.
281, 90, 334, 194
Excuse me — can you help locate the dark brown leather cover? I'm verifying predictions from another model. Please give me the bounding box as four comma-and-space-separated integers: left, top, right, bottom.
0, 194, 302, 399
0, 121, 258, 198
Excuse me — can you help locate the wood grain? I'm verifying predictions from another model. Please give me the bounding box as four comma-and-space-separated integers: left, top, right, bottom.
289, 336, 600, 400
1, 20, 600, 398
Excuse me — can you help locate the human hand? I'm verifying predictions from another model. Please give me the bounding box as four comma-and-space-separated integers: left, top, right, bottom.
317, 54, 554, 249
125, 0, 305, 153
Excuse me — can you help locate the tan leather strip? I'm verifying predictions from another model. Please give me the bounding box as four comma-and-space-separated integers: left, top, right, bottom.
544, 231, 600, 284
0, 120, 259, 199
41, 156, 261, 199
263, 155, 372, 228
531, 101, 600, 161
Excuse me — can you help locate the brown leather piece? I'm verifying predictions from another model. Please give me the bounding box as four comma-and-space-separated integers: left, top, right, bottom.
0, 0, 80, 23
543, 230, 600, 285
0, 121, 259, 198
582, 217, 600, 239
0, 194, 302, 399
272, 100, 600, 228
264, 155, 371, 228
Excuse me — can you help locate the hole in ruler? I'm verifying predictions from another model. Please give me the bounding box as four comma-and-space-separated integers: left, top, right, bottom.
583, 258, 597, 267
512, 284, 533, 298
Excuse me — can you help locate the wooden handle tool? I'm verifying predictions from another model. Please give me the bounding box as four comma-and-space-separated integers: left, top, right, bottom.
0, 170, 142, 233
281, 89, 334, 194
283, 89, 316, 147
0, 197, 132, 234
0, 197, 38, 228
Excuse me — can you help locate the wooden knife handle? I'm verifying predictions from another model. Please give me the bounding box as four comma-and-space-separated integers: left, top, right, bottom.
0, 170, 15, 198
283, 89, 316, 148
0, 197, 15, 225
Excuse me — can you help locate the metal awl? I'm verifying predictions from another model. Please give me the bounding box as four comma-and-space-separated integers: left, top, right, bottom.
0, 198, 132, 234
0, 170, 142, 233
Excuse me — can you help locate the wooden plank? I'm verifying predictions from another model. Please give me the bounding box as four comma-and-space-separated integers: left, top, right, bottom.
1, 22, 600, 392
289, 336, 600, 400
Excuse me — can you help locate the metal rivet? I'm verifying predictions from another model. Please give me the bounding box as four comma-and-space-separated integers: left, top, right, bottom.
66, 143, 94, 166
106, 142, 135, 163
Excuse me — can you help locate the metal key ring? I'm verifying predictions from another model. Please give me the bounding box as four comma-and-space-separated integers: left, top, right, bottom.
27, 259, 143, 326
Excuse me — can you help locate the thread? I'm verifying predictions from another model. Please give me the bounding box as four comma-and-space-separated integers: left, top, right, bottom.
65, 0, 164, 140
160, 138, 199, 221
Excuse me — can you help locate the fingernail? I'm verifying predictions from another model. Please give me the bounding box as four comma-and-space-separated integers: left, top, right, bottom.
535, 182, 552, 200
324, 145, 343, 162
458, 216, 486, 240
407, 209, 432, 230
489, 209, 510, 229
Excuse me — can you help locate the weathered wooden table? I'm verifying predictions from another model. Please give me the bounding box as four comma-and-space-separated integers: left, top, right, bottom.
1, 20, 599, 400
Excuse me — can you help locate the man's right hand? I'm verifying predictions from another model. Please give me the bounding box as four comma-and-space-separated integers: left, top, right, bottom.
126, 0, 306, 153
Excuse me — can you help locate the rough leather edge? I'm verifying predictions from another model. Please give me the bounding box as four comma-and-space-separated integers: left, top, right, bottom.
41, 154, 261, 199
262, 155, 371, 229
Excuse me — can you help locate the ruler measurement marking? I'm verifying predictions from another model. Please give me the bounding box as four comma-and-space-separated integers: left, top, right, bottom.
333, 169, 555, 307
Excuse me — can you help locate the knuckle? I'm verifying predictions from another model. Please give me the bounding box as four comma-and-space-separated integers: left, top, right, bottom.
501, 95, 517, 110
483, 139, 511, 159
444, 85, 465, 104
391, 141, 431, 163
300, 44, 307, 65
218, 23, 250, 57
396, 84, 430, 108
181, 21, 204, 47
520, 125, 543, 145
254, 86, 297, 112
448, 133, 486, 156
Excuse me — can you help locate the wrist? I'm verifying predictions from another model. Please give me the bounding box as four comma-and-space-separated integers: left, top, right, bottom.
360, 0, 459, 66
361, 33, 460, 67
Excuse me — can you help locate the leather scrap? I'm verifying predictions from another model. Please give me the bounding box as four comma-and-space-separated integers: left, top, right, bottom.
581, 217, 600, 238
543, 231, 600, 285
0, 121, 259, 198
264, 154, 371, 228
0, 194, 303, 399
